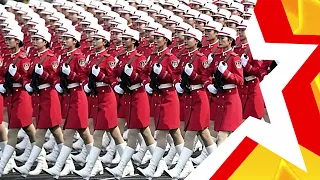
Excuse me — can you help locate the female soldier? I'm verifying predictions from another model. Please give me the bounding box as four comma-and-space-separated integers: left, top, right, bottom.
106, 28, 155, 179
74, 29, 128, 179
43, 28, 93, 179
204, 27, 244, 145
166, 28, 216, 179
137, 27, 185, 178
14, 26, 64, 177
0, 29, 36, 176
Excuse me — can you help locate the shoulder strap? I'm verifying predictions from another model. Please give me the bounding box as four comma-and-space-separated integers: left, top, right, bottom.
222, 53, 232, 63
65, 54, 75, 65
12, 56, 20, 65
156, 53, 168, 64
116, 49, 127, 59
211, 47, 219, 55
242, 48, 250, 56
94, 55, 107, 66
127, 53, 137, 65
188, 53, 199, 64
38, 54, 49, 65
176, 48, 186, 58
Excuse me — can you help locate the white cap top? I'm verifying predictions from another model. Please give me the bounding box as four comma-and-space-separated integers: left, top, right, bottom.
4, 0, 17, 8
28, 0, 42, 7
83, 23, 103, 32
5, 29, 24, 42
183, 9, 201, 18
226, 15, 243, 25
112, 0, 129, 8
199, 3, 218, 13
243, 0, 257, 5
86, 0, 103, 8
92, 29, 111, 42
56, 22, 75, 32
60, 1, 74, 10
38, 2, 53, 10
184, 28, 202, 42
174, 22, 192, 31
237, 19, 249, 29
111, 23, 129, 32
80, 16, 98, 25
77, 11, 94, 20
163, 0, 179, 8
0, 11, 15, 20
137, 0, 153, 8
52, 0, 67, 6
29, 23, 48, 33
131, 10, 148, 19
190, 0, 205, 6
118, 5, 136, 15
146, 4, 163, 13
153, 27, 172, 42
196, 13, 213, 23
3, 24, 21, 32
48, 12, 65, 21
27, 16, 45, 26
204, 20, 223, 31
227, 2, 244, 13
0, 18, 18, 27
213, 8, 231, 19
156, 9, 174, 18
109, 17, 128, 25
136, 15, 155, 24
144, 22, 162, 31
216, 0, 233, 6
41, 7, 57, 15
16, 6, 33, 15
218, 27, 237, 40
173, 3, 191, 13
120, 28, 140, 41
67, 5, 84, 14
32, 26, 52, 43
94, 5, 111, 13
23, 12, 39, 21
102, 11, 120, 19
62, 29, 81, 42
165, 15, 183, 24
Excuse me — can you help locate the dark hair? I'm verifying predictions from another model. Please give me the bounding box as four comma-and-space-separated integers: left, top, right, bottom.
104, 40, 110, 48
229, 37, 236, 47
197, 40, 202, 49
45, 40, 50, 48
134, 40, 139, 47
18, 41, 24, 47
75, 41, 80, 48
165, 37, 172, 47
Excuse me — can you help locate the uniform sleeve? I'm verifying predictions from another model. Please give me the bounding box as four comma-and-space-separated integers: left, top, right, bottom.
130, 55, 148, 85
12, 57, 31, 87
40, 56, 59, 85
189, 55, 210, 84
158, 55, 180, 84
222, 56, 244, 86
243, 53, 263, 77
203, 61, 216, 89
140, 55, 153, 86
98, 56, 118, 87
68, 54, 88, 86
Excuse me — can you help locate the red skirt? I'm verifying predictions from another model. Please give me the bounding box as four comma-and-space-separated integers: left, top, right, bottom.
90, 87, 118, 130
5, 88, 33, 129
0, 96, 3, 124
61, 86, 88, 129
32, 87, 62, 129
117, 94, 126, 118
183, 89, 210, 131
123, 87, 150, 129
238, 79, 265, 119
149, 95, 154, 117
179, 96, 185, 121
211, 88, 242, 132
152, 88, 180, 130
87, 96, 93, 119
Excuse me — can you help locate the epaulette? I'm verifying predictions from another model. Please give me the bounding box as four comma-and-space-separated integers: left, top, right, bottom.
19, 54, 27, 58
47, 53, 54, 57
135, 53, 142, 57
196, 52, 204, 57
74, 52, 81, 55
165, 52, 173, 56
231, 52, 238, 56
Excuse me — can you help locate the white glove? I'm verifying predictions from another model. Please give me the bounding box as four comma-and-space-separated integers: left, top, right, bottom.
184, 63, 194, 76
145, 83, 153, 94
35, 64, 44, 75
207, 84, 217, 94
153, 64, 162, 75
175, 83, 184, 94
0, 84, 6, 94
207, 53, 213, 64
114, 85, 124, 94
84, 84, 91, 93
124, 64, 133, 76
275, 60, 280, 64
241, 54, 249, 67
25, 83, 33, 93
62, 63, 71, 75
9, 64, 17, 76
92, 66, 100, 77
218, 61, 228, 74
55, 83, 63, 93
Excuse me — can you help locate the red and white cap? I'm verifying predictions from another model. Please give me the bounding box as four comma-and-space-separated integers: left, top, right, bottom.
102, 11, 120, 20
28, 0, 42, 7
120, 28, 140, 41
48, 12, 65, 21
174, 22, 192, 31
62, 28, 81, 42
180, 0, 190, 5
216, 0, 233, 6
52, 0, 67, 6
0, 11, 15, 20
165, 15, 183, 24
146, 4, 163, 13
154, 0, 165, 4
60, 1, 74, 10
5, 29, 24, 42
131, 10, 148, 19
32, 26, 52, 42
4, 0, 17, 8
136, 15, 155, 24
190, 0, 205, 6
23, 12, 39, 21
233, 0, 242, 2
109, 17, 128, 25
137, 0, 153, 8
163, 0, 179, 8
83, 23, 103, 32
127, 0, 141, 3
94, 5, 111, 13
16, 8, 33, 16
111, 0, 129, 8
227, 2, 244, 14
118, 5, 136, 15
3, 23, 21, 32
80, 16, 98, 25
196, 13, 213, 23
226, 15, 243, 25
111, 23, 129, 33
29, 24, 49, 33
213, 9, 231, 19
243, 8, 253, 17
40, 7, 57, 15
86, 0, 103, 8
12, 2, 29, 11
173, 3, 190, 13
27, 16, 45, 26
144, 22, 162, 31
218, 27, 237, 40
237, 19, 249, 29
102, 0, 117, 6
243, 0, 257, 5
204, 20, 223, 31
56, 22, 75, 32
153, 27, 172, 41
67, 5, 84, 14
184, 28, 202, 42
183, 9, 200, 18
156, 9, 174, 18
91, 29, 111, 42
37, 2, 53, 10
199, 3, 218, 14
0, 18, 17, 27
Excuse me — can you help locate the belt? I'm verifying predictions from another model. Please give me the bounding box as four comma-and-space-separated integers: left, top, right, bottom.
67, 83, 80, 89
190, 84, 203, 91
158, 83, 173, 89
245, 75, 256, 81
96, 82, 109, 88
129, 83, 142, 90
12, 83, 22, 88
223, 84, 236, 89
38, 83, 51, 90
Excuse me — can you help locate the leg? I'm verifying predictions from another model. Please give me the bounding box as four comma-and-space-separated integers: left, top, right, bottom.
140, 127, 155, 146
183, 131, 198, 150
0, 124, 7, 143
149, 117, 155, 136
62, 129, 76, 148
0, 129, 19, 175
88, 118, 94, 134
34, 129, 47, 148
117, 118, 126, 136
199, 128, 216, 154
209, 121, 217, 138
109, 126, 125, 145
217, 131, 230, 146
50, 125, 64, 145
78, 127, 93, 145
92, 130, 105, 149
169, 128, 184, 146
179, 121, 185, 138
22, 124, 36, 143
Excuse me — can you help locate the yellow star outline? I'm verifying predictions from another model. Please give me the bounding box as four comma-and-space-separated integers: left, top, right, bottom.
311, 73, 320, 112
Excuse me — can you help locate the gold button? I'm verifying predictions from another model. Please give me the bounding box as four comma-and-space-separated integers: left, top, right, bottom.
37, 94, 39, 96
186, 106, 188, 108
252, 81, 254, 83
68, 95, 70, 96
38, 104, 40, 106
159, 94, 161, 96
246, 86, 248, 88
74, 89, 76, 91
218, 105, 220, 108
197, 91, 199, 93
125, 102, 127, 104
166, 90, 168, 92
16, 89, 18, 92
189, 96, 191, 98
102, 90, 104, 92
222, 96, 224, 98
221, 106, 224, 108
217, 96, 219, 98
128, 102, 130, 104
229, 90, 231, 93
92, 105, 95, 107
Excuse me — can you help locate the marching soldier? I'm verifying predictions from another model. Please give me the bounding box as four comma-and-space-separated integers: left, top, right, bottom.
213, 8, 232, 26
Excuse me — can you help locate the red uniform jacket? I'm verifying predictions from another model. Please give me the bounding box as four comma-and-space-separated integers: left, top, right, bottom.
171, 43, 186, 58
107, 45, 124, 58
200, 40, 219, 58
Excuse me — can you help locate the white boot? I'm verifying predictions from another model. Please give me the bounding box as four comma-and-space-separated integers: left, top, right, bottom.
14, 145, 42, 177
191, 148, 208, 166
43, 135, 56, 151
15, 142, 32, 163
179, 160, 194, 178
164, 135, 177, 167
165, 147, 193, 179
73, 138, 84, 150
45, 130, 51, 141
29, 148, 48, 175
206, 143, 217, 154
91, 158, 104, 176
101, 132, 111, 152
117, 143, 134, 177
123, 129, 128, 141
193, 136, 203, 152
0, 141, 7, 158
141, 150, 152, 165
3, 151, 16, 175
43, 145, 72, 179
46, 143, 62, 163
73, 146, 102, 179
71, 143, 92, 166
16, 136, 29, 151
100, 138, 116, 164
59, 155, 75, 176
131, 140, 147, 166
0, 145, 15, 177
17, 129, 26, 140
105, 146, 135, 179
137, 147, 165, 178
154, 159, 168, 177
111, 151, 121, 164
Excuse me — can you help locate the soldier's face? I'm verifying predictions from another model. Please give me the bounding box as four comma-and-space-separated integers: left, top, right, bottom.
163, 5, 174, 11
215, 17, 225, 25
205, 29, 217, 40
137, 22, 146, 33
218, 36, 232, 48
174, 11, 184, 18
129, 2, 137, 7
154, 35, 166, 48
84, 31, 95, 41
93, 38, 104, 49
138, 7, 147, 11
5, 38, 18, 49
217, 4, 227, 9
185, 17, 195, 27
231, 10, 241, 16
158, 17, 167, 27
201, 10, 213, 16
175, 30, 185, 41
111, 31, 122, 43
145, 31, 154, 42
226, 22, 237, 30
32, 37, 46, 50
69, 12, 78, 23
166, 23, 176, 33
62, 37, 75, 49
148, 12, 157, 21
196, 21, 205, 32
120, 13, 131, 21
239, 29, 246, 40
122, 37, 133, 48
184, 36, 197, 49
191, 4, 201, 10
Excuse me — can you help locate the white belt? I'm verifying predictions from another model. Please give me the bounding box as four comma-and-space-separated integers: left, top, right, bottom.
67, 83, 80, 89
96, 82, 109, 88
158, 83, 173, 89
245, 75, 256, 81
223, 84, 236, 89
12, 83, 22, 88
190, 84, 203, 91
38, 83, 51, 90
129, 83, 141, 90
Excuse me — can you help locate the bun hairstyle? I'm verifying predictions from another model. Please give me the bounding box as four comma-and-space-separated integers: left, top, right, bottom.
134, 40, 139, 47
104, 40, 110, 48
19, 41, 24, 48
45, 40, 51, 48
197, 40, 202, 48
75, 41, 81, 48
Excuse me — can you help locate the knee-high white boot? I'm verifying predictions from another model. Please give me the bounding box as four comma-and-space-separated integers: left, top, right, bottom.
71, 142, 93, 166
15, 141, 32, 163
137, 146, 165, 178
14, 145, 43, 177
29, 147, 48, 175
165, 147, 193, 179
46, 143, 62, 162
0, 145, 15, 177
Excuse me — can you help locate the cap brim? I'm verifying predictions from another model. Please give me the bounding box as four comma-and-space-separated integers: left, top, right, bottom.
120, 34, 133, 39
